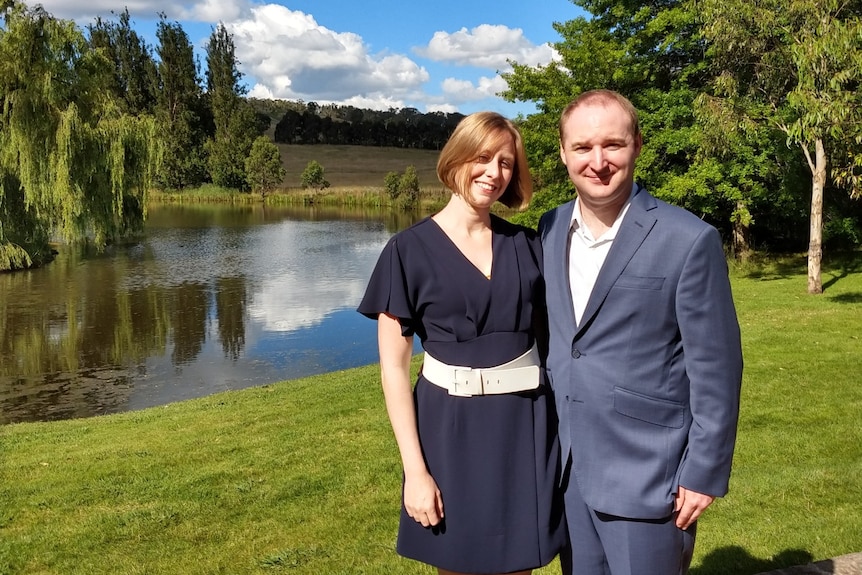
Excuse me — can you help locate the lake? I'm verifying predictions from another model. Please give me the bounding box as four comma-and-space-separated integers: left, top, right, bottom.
0, 203, 421, 424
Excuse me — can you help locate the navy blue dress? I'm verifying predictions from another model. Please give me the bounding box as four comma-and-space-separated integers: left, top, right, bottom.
358, 215, 566, 574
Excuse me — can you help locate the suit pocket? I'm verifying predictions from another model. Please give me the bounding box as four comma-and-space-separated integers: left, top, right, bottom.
615, 275, 665, 290
613, 386, 684, 428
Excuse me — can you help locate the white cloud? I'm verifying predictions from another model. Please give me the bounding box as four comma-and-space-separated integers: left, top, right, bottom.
227, 4, 429, 108
440, 75, 509, 104
417, 24, 559, 71
31, 0, 537, 114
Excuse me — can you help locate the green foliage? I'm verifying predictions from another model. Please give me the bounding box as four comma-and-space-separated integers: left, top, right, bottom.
300, 160, 330, 191
244, 136, 285, 195
85, 9, 158, 116
700, 0, 862, 288
383, 170, 400, 200
204, 23, 258, 191
0, 2, 160, 270
503, 0, 723, 225
396, 165, 420, 211
381, 166, 420, 211
154, 16, 207, 189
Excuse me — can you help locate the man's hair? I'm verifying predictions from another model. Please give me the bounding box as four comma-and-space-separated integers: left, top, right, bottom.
437, 111, 533, 210
559, 89, 640, 141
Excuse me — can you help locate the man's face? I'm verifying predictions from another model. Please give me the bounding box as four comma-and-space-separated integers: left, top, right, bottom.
559, 100, 642, 211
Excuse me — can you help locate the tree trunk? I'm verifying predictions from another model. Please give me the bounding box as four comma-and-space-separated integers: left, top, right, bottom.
807, 138, 826, 294
733, 200, 751, 262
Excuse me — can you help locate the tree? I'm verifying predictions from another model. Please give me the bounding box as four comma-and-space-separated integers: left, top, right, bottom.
397, 165, 420, 211
245, 136, 285, 195
0, 2, 159, 271
502, 0, 752, 240
701, 0, 862, 292
383, 170, 401, 200
204, 22, 258, 190
300, 160, 329, 191
86, 9, 158, 116
154, 15, 207, 189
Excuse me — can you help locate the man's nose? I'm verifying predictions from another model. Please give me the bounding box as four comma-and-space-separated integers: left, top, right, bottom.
589, 147, 607, 170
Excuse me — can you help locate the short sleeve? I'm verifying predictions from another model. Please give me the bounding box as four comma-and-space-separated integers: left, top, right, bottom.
357, 235, 417, 336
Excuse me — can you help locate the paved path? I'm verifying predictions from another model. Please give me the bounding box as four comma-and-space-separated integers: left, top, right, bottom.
755, 552, 862, 575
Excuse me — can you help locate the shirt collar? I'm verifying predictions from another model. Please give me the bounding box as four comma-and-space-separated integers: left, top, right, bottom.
569, 182, 638, 242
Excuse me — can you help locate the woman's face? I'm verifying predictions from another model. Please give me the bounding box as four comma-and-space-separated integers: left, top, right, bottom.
464, 134, 516, 209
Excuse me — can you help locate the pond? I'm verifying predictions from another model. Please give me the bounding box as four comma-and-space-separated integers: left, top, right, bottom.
0, 203, 421, 424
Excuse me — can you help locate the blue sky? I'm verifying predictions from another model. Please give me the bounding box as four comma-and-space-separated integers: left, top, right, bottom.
35, 0, 585, 117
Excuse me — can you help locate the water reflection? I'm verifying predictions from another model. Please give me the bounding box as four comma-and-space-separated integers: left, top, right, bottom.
0, 204, 419, 424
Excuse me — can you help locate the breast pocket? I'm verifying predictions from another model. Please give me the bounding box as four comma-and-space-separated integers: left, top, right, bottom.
614, 386, 684, 429
615, 275, 665, 290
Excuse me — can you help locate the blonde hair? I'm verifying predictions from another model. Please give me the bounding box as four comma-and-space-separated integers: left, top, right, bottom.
559, 89, 640, 141
437, 111, 532, 210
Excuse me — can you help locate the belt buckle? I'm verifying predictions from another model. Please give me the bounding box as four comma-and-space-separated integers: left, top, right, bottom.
452, 368, 483, 397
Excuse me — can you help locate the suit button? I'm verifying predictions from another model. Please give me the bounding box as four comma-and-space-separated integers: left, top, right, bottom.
571, 348, 581, 358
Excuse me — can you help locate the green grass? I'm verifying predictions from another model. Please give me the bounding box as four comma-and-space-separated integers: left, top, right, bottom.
1, 254, 861, 575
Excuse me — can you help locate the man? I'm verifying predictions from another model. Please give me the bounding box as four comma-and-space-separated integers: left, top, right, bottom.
539, 89, 743, 575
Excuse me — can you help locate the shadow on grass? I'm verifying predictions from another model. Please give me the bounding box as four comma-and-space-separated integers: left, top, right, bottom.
737, 254, 807, 281
828, 292, 862, 303
822, 254, 862, 293
692, 546, 815, 575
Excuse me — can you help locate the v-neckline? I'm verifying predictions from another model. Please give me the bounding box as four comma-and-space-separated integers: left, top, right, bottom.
428, 216, 495, 281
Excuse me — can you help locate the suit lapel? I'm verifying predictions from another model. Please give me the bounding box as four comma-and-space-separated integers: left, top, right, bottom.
577, 188, 657, 336
544, 202, 578, 333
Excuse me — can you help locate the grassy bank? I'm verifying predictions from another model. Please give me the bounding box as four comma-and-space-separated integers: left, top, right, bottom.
1, 255, 861, 574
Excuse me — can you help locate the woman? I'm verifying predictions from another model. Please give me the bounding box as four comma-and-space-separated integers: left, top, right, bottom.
358, 112, 565, 575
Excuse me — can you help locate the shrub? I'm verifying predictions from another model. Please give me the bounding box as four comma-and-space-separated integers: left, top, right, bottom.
300, 160, 330, 191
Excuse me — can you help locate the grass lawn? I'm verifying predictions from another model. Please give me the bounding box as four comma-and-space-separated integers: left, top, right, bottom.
1, 254, 860, 574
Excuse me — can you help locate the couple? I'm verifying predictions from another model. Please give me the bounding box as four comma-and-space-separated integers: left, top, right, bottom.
358, 90, 743, 575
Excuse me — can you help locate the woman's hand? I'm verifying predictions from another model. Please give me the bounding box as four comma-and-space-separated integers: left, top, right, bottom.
404, 471, 444, 527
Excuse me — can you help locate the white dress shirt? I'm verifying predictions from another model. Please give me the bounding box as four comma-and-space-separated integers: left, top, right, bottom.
568, 185, 636, 325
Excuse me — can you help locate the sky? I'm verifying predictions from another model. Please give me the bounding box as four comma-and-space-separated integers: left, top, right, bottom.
32, 0, 585, 117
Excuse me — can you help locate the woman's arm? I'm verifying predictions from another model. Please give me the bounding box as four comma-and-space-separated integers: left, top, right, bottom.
378, 312, 444, 527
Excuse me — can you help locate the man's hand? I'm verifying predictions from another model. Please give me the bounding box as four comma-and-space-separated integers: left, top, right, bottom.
674, 486, 715, 530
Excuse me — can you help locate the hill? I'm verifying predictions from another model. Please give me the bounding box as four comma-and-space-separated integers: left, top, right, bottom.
277, 144, 442, 189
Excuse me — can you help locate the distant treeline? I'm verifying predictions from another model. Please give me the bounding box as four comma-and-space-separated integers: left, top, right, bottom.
266, 101, 465, 149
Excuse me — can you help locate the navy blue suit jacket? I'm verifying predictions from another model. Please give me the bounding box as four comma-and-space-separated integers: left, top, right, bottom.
539, 186, 743, 519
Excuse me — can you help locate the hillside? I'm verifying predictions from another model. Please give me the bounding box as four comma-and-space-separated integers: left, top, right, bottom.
277, 144, 442, 189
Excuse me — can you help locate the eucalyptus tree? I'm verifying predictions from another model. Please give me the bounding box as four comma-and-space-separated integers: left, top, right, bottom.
154, 15, 207, 189
0, 2, 159, 271
205, 22, 258, 190
86, 8, 158, 116
700, 0, 862, 293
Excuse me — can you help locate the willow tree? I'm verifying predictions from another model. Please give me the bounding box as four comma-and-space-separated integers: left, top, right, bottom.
0, 2, 160, 271
701, 0, 862, 293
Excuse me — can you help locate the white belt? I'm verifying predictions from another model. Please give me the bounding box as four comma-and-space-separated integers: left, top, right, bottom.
421, 345, 541, 397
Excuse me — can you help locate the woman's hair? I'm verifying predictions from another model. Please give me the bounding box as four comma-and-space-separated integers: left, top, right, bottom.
436, 111, 532, 210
